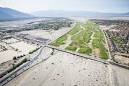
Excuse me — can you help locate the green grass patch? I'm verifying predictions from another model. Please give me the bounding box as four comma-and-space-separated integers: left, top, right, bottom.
65, 46, 77, 51
92, 28, 108, 59
50, 35, 67, 46
78, 47, 92, 55
68, 22, 82, 35
100, 46, 108, 59
50, 21, 109, 60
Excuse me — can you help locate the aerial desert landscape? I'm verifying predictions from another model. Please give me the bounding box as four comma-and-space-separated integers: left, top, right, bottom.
0, 0, 129, 86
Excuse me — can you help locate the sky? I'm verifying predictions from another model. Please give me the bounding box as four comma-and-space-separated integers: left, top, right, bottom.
0, 0, 129, 13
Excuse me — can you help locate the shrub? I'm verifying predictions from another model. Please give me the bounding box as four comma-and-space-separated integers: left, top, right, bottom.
78, 47, 92, 54
65, 46, 77, 51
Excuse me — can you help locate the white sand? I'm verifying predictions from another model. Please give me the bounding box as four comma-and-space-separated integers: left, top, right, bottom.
0, 50, 21, 63
2, 38, 19, 44
5, 51, 110, 86
19, 29, 52, 40
111, 65, 129, 86
9, 41, 38, 54
18, 27, 71, 41
0, 41, 38, 64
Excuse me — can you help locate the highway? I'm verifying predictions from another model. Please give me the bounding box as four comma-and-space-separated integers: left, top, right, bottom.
0, 23, 75, 86
4, 51, 111, 86
1, 24, 129, 86
1, 44, 129, 86
0, 46, 52, 86
0, 44, 108, 86
4, 47, 129, 86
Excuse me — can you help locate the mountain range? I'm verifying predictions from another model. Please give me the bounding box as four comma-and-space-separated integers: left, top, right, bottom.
0, 7, 33, 21
32, 10, 129, 17
0, 7, 129, 21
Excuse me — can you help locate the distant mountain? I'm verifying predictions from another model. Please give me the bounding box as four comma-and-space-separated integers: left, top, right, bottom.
32, 10, 129, 17
0, 7, 34, 21
124, 12, 129, 15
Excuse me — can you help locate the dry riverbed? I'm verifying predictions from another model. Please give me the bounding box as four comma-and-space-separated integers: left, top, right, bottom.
5, 51, 110, 86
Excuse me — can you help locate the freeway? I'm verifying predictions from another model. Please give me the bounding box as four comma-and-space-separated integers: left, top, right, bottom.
1, 29, 129, 86
0, 43, 108, 86
5, 51, 111, 86
0, 46, 52, 86
5, 47, 129, 86
0, 45, 128, 86
1, 44, 129, 86
0, 22, 76, 86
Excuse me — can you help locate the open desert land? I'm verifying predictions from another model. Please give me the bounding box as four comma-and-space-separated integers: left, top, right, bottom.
110, 65, 129, 86
18, 26, 73, 42
2, 38, 20, 44
0, 18, 73, 66
9, 41, 38, 54
0, 50, 20, 64
4, 49, 129, 86
5, 50, 110, 86
0, 38, 39, 64
1, 19, 129, 86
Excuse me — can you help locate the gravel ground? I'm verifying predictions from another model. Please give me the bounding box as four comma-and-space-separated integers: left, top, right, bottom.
5, 51, 110, 86
18, 27, 71, 42
110, 65, 129, 86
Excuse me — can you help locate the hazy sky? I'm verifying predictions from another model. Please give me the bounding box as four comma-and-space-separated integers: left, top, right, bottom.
0, 0, 129, 13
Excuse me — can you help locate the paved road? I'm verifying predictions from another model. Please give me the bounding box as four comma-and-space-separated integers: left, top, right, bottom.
1, 24, 129, 86
5, 51, 110, 86
0, 46, 52, 86
2, 46, 129, 86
